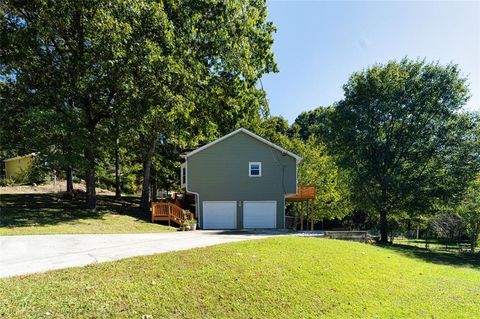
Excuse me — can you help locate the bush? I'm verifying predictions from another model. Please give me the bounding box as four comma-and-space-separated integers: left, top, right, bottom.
93, 163, 142, 195
26, 160, 48, 184
122, 174, 140, 195
0, 178, 16, 187
431, 212, 466, 242
14, 160, 48, 185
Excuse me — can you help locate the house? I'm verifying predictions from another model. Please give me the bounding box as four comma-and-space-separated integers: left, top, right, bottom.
180, 128, 301, 230
2, 153, 36, 179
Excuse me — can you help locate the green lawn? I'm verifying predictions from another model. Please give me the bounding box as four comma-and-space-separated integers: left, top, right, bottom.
1, 237, 479, 318
0, 193, 174, 235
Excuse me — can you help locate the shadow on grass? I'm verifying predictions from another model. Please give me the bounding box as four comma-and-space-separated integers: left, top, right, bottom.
377, 243, 480, 269
0, 192, 147, 228
211, 230, 294, 236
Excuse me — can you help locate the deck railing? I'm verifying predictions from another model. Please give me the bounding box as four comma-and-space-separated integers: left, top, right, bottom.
151, 202, 194, 225
286, 185, 316, 202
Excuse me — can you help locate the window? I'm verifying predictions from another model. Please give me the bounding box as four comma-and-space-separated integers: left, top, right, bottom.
181, 164, 186, 187
249, 162, 262, 177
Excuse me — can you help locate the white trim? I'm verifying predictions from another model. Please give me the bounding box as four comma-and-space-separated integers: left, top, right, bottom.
3, 153, 36, 162
180, 163, 186, 188
184, 157, 201, 227
249, 162, 262, 177
183, 128, 301, 162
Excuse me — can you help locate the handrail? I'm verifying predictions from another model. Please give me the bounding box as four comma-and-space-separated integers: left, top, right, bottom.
151, 202, 193, 224
286, 185, 316, 202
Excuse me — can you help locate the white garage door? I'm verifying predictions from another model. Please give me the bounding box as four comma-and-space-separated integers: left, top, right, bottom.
203, 201, 237, 229
243, 201, 276, 229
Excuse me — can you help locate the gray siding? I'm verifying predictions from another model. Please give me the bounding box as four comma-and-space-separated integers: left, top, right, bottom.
186, 132, 297, 229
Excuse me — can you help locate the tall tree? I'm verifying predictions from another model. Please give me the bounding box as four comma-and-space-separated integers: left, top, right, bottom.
331, 58, 478, 242
0, 65, 81, 193
290, 106, 335, 143
128, 0, 278, 212
2, 0, 150, 208
260, 116, 289, 143
291, 137, 351, 228
2, 0, 279, 212
459, 177, 480, 253
263, 124, 351, 229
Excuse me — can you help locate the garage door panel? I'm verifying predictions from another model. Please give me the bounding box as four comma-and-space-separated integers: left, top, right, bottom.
244, 201, 276, 229
203, 201, 236, 229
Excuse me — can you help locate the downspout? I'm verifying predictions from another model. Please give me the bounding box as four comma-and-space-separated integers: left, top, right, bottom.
184, 156, 201, 229
273, 151, 302, 229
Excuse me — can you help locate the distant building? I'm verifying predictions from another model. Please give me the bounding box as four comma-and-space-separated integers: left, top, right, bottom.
3, 153, 36, 179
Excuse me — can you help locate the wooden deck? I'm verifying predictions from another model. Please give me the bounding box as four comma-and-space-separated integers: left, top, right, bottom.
286, 185, 316, 202
151, 202, 194, 226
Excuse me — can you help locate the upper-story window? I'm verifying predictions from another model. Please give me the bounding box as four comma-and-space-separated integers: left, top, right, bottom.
181, 164, 186, 187
249, 162, 262, 177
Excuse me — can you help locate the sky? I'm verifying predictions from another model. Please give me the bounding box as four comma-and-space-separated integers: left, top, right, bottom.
262, 0, 480, 123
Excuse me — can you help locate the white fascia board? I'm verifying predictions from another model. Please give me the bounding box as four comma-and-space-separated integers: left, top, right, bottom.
3, 153, 36, 162
184, 128, 302, 163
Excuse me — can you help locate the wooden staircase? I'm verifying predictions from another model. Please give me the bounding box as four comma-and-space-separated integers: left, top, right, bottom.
151, 202, 194, 226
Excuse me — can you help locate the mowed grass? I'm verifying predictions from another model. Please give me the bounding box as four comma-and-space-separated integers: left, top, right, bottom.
0, 193, 174, 235
1, 237, 479, 318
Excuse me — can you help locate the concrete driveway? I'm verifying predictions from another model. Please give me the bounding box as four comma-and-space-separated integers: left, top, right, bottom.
0, 230, 282, 278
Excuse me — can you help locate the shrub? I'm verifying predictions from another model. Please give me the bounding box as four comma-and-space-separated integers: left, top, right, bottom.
26, 160, 48, 184
14, 159, 48, 185
431, 212, 466, 242
122, 174, 140, 195
0, 178, 16, 187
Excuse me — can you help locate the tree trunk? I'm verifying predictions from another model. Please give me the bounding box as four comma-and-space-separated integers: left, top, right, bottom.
471, 233, 478, 253
66, 166, 74, 194
308, 201, 314, 230
140, 160, 152, 213
300, 202, 304, 231
379, 209, 388, 243
114, 138, 121, 200
379, 180, 389, 243
140, 138, 157, 213
425, 228, 430, 249
85, 147, 96, 209
293, 210, 298, 231
151, 166, 157, 202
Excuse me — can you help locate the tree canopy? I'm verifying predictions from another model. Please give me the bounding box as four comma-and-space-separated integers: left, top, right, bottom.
330, 58, 479, 242
459, 177, 480, 253
289, 137, 351, 224
1, 3, 478, 242
1, 0, 277, 211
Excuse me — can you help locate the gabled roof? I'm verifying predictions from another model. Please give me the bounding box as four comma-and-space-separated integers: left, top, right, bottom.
183, 128, 302, 162
3, 153, 36, 162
